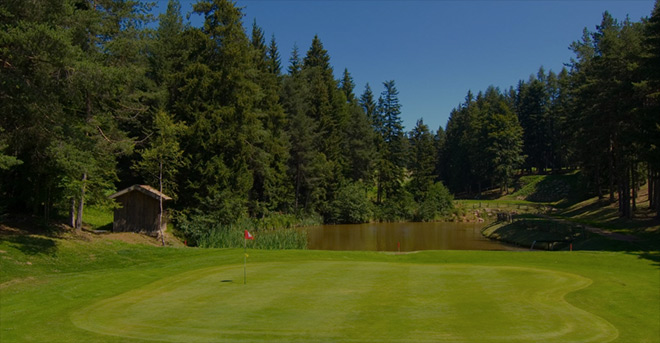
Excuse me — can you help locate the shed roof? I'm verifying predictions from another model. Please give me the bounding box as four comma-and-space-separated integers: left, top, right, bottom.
109, 184, 172, 201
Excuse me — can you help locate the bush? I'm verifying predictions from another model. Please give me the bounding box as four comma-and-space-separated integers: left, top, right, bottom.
416, 182, 454, 221
326, 181, 373, 224
377, 190, 416, 222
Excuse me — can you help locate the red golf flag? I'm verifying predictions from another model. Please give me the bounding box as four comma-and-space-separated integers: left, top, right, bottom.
244, 230, 254, 240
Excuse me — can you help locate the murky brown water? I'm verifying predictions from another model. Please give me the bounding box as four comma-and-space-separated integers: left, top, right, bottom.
306, 222, 517, 251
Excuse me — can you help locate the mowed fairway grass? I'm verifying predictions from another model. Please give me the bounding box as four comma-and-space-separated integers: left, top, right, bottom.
1, 237, 659, 342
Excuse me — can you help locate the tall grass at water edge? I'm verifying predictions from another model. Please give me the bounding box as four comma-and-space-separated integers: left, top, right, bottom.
194, 214, 315, 249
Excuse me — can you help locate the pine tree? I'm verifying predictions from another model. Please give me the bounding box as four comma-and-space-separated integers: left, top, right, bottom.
641, 0, 660, 216
281, 71, 326, 211
267, 34, 281, 75
249, 22, 291, 215
174, 0, 267, 223
133, 111, 186, 244
515, 70, 550, 173
341, 68, 356, 102
344, 101, 376, 183
379, 80, 404, 145
0, 0, 153, 224
359, 83, 377, 123
375, 80, 406, 202
287, 43, 302, 76
433, 125, 447, 182
570, 12, 645, 217
151, 0, 184, 93
303, 35, 331, 73
250, 19, 267, 71
481, 88, 525, 193
408, 119, 437, 200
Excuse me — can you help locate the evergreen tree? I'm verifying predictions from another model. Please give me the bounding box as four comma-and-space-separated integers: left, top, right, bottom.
151, 0, 184, 93
301, 35, 349, 196
341, 68, 356, 102
641, 0, 660, 216
481, 87, 525, 192
570, 12, 645, 217
344, 100, 376, 183
287, 43, 302, 76
515, 70, 550, 173
281, 72, 326, 212
375, 80, 406, 202
250, 19, 267, 71
434, 125, 446, 182
443, 98, 475, 193
132, 111, 186, 244
267, 34, 282, 75
359, 83, 377, 123
380, 80, 404, 145
0, 131, 21, 171
174, 0, 266, 223
303, 35, 331, 73
408, 119, 437, 200
0, 0, 152, 225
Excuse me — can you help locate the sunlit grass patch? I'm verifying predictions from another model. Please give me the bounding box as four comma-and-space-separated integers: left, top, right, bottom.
83, 205, 114, 230
71, 262, 617, 343
1, 238, 658, 343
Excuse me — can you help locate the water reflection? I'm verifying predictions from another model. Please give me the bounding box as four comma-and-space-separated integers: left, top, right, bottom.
306, 222, 516, 251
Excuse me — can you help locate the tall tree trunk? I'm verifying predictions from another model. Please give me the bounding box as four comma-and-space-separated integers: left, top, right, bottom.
619, 165, 631, 219
608, 142, 615, 203
632, 164, 637, 213
627, 168, 632, 219
294, 164, 301, 210
75, 173, 87, 231
44, 188, 49, 222
655, 170, 660, 218
44, 189, 50, 222
376, 172, 382, 204
648, 165, 654, 210
617, 176, 623, 216
69, 198, 76, 228
595, 166, 603, 199
159, 161, 165, 246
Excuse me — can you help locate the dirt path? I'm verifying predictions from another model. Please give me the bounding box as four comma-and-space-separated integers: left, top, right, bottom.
537, 214, 639, 242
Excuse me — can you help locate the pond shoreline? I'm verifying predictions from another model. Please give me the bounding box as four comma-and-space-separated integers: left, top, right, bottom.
305, 221, 517, 252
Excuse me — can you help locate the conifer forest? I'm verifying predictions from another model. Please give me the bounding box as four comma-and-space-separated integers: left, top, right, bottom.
2, 0, 659, 240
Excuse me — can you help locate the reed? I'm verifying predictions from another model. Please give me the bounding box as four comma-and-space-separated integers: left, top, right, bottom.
197, 216, 309, 249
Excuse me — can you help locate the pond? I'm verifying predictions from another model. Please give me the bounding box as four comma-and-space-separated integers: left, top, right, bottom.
306, 222, 518, 251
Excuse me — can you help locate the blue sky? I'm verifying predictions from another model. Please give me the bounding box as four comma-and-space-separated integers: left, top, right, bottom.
157, 0, 655, 132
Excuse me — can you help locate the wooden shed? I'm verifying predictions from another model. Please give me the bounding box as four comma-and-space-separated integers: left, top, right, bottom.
109, 185, 171, 236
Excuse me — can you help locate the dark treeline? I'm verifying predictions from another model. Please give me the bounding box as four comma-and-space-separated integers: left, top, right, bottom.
0, 0, 453, 237
1, 0, 659, 241
440, 6, 660, 220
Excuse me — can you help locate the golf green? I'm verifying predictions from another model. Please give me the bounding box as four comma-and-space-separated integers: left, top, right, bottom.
71, 261, 617, 343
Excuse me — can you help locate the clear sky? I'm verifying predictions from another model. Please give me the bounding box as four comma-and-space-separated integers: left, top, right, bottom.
156, 0, 655, 132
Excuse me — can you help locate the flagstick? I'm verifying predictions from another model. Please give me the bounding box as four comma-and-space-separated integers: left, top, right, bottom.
244, 235, 247, 285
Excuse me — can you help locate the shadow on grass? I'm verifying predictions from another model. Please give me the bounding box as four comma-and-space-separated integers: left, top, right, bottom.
0, 234, 58, 256
524, 174, 576, 203
635, 251, 660, 268
89, 222, 113, 232
484, 218, 584, 251
557, 198, 660, 233
0, 215, 63, 256
485, 217, 660, 268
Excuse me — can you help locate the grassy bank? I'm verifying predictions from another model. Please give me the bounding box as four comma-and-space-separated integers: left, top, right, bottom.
1, 231, 658, 342
471, 172, 658, 250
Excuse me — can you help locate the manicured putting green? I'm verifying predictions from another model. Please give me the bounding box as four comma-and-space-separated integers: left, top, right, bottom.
72, 261, 617, 342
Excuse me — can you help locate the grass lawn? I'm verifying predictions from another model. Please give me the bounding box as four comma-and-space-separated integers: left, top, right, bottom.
1, 235, 659, 342
82, 205, 114, 230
